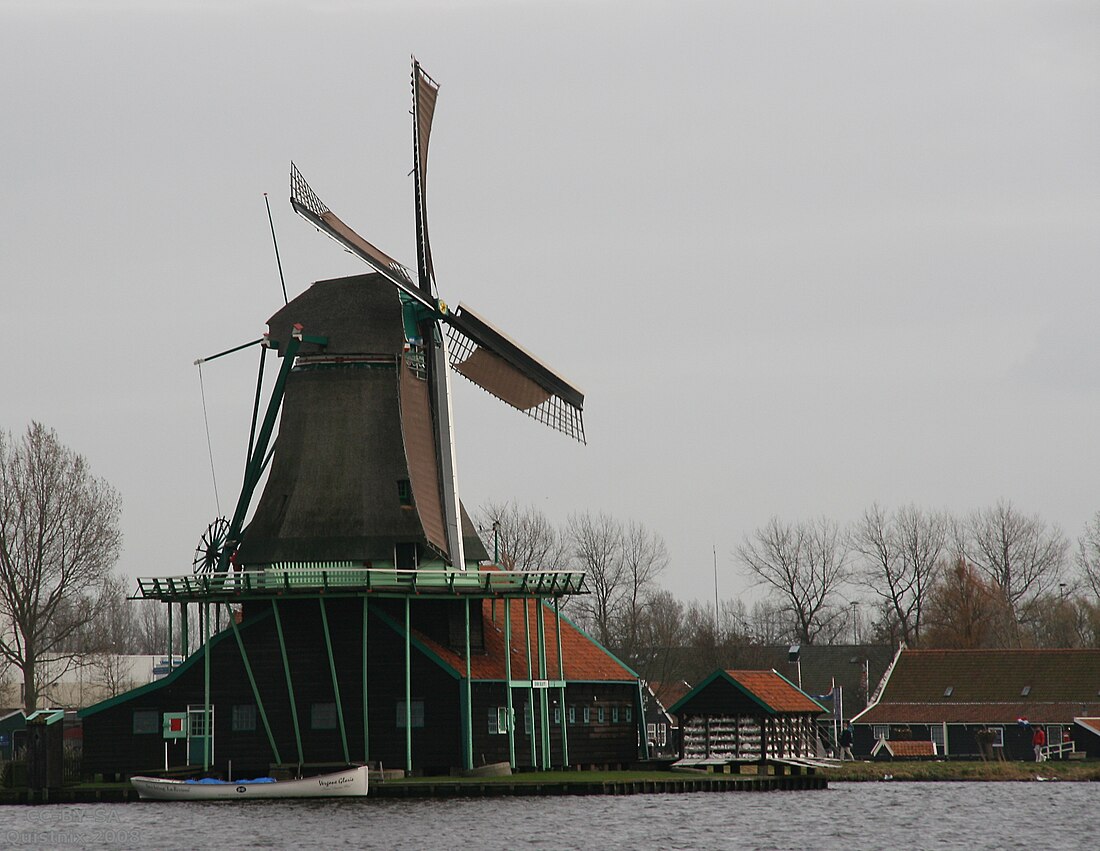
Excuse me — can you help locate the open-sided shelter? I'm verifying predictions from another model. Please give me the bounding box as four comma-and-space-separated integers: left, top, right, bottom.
669, 670, 826, 764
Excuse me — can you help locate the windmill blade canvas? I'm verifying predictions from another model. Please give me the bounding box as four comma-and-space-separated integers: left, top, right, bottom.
446, 304, 586, 443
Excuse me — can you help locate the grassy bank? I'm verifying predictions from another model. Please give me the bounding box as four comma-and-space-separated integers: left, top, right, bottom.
825, 759, 1100, 782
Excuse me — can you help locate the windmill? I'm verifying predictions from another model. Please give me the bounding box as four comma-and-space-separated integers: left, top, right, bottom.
268, 56, 585, 571
217, 59, 584, 573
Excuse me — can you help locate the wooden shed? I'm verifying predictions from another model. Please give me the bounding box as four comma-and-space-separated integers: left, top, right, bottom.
669, 669, 826, 765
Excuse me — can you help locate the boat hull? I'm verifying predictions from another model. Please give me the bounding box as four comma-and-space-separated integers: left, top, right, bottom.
130, 765, 368, 800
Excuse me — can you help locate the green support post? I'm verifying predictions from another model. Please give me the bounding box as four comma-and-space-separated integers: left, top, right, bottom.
362, 598, 369, 763
524, 598, 536, 768
555, 598, 569, 768
504, 597, 515, 769
167, 602, 173, 665
636, 679, 651, 760
318, 599, 350, 764
203, 602, 211, 772
218, 332, 311, 575
405, 597, 412, 774
463, 598, 473, 771
229, 606, 281, 764
272, 601, 303, 767
537, 600, 550, 770
180, 603, 188, 658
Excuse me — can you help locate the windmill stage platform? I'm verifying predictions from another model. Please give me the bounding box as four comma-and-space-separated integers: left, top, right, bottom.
134, 566, 587, 603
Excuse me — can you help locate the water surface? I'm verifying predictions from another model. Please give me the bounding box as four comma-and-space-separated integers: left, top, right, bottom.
4, 781, 1095, 849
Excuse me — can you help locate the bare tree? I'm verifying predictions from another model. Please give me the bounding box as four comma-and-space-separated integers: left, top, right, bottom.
0, 423, 122, 711
851, 504, 947, 646
567, 511, 624, 648
737, 516, 851, 645
632, 588, 686, 691
476, 501, 569, 571
615, 521, 669, 661
133, 599, 171, 656
1076, 510, 1100, 600
958, 500, 1068, 631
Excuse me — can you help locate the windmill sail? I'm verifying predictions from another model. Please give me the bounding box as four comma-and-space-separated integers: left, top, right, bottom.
412, 59, 440, 295
446, 304, 586, 443
290, 163, 430, 309
397, 351, 450, 560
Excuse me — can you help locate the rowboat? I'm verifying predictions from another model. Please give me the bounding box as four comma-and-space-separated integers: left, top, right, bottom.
130, 765, 368, 800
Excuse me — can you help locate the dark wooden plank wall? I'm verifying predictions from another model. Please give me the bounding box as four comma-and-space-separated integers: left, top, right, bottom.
82, 598, 639, 779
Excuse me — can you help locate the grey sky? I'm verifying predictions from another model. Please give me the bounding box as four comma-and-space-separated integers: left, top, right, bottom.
3, 1, 1098, 606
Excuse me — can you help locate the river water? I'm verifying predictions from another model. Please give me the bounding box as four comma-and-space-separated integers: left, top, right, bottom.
3, 781, 1095, 849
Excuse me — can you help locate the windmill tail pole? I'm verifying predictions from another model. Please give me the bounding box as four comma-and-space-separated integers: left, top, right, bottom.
194, 338, 265, 366
265, 192, 289, 305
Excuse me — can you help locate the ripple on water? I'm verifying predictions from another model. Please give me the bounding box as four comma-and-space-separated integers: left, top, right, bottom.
3, 782, 1098, 850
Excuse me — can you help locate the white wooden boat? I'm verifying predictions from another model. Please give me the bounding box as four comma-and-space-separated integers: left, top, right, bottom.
130, 765, 368, 800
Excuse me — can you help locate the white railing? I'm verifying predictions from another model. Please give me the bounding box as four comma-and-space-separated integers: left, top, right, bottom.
1039, 740, 1076, 761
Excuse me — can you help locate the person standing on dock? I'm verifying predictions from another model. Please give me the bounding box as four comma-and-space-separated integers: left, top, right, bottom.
1032, 726, 1046, 762
839, 724, 855, 761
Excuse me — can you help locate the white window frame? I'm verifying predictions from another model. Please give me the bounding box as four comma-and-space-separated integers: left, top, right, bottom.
873, 724, 890, 740
930, 725, 945, 750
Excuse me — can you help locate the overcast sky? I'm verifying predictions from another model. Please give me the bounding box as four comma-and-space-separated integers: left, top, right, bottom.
3, 1, 1098, 606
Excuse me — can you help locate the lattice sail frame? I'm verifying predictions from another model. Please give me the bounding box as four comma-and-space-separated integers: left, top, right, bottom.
446, 323, 586, 443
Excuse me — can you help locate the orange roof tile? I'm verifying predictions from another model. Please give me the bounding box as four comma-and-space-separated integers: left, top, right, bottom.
883, 740, 936, 757
725, 670, 826, 714
412, 598, 636, 682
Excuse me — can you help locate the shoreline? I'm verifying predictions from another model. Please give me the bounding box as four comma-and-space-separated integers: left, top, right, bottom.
3, 760, 1097, 803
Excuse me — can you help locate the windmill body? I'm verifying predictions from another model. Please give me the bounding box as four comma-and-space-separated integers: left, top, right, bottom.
236, 273, 487, 570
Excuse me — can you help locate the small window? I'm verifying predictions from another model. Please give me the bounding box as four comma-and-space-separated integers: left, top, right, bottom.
1021, 686, 1031, 697
313, 703, 338, 730
873, 724, 890, 740
569, 705, 576, 724
189, 711, 209, 738
523, 703, 532, 735
943, 686, 954, 697
988, 726, 1004, 747
488, 706, 509, 734
395, 700, 424, 729
597, 706, 605, 724
553, 705, 561, 724
625, 706, 632, 722
612, 705, 620, 724
583, 706, 591, 725
658, 723, 667, 747
647, 722, 657, 741
133, 710, 159, 735
232, 704, 257, 732
397, 479, 413, 506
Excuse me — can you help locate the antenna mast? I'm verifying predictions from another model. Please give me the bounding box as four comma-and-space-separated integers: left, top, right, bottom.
713, 545, 719, 635
265, 193, 289, 305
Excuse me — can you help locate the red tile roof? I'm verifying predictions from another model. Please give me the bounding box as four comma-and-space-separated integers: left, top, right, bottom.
881, 740, 936, 757
725, 670, 825, 714
859, 701, 1100, 725
412, 598, 636, 682
875, 649, 1100, 702
855, 649, 1100, 725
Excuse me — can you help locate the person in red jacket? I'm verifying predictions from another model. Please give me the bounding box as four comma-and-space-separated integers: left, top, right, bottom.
1032, 726, 1046, 762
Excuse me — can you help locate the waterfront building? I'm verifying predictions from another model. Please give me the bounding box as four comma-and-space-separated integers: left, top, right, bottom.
852, 647, 1100, 760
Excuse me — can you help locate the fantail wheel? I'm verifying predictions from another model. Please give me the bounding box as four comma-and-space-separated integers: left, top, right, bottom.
193, 517, 232, 574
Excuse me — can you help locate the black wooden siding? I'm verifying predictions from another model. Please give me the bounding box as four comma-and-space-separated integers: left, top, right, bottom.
82, 598, 638, 779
